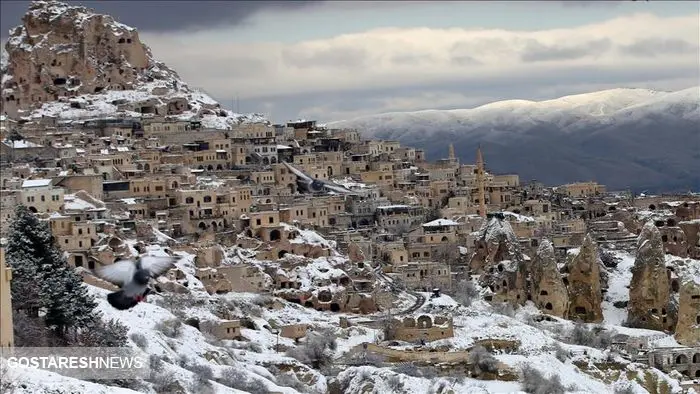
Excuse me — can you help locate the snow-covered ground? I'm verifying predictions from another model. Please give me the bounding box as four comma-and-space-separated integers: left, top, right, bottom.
3, 231, 696, 394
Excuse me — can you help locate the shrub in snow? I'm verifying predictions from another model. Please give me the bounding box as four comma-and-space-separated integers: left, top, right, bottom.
5, 204, 99, 341
469, 345, 499, 374
553, 343, 568, 362
386, 375, 404, 392
229, 340, 263, 353
251, 294, 275, 308
218, 367, 268, 394
12, 310, 52, 347
287, 329, 337, 370
452, 279, 480, 307
155, 318, 182, 338
186, 363, 213, 388
74, 318, 128, 347
129, 332, 148, 349
492, 302, 516, 317
613, 383, 636, 394
521, 364, 566, 394
567, 322, 613, 349
147, 369, 178, 393
149, 355, 164, 373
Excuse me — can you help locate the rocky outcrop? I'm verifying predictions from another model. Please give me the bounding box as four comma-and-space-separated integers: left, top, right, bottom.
1, 0, 266, 127
679, 220, 700, 259
474, 217, 528, 305
530, 240, 569, 318
2, 0, 174, 116
670, 258, 700, 346
564, 234, 604, 322
628, 221, 672, 331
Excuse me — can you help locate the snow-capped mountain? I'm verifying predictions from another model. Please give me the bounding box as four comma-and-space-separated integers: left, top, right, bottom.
329, 86, 700, 192
1, 0, 266, 128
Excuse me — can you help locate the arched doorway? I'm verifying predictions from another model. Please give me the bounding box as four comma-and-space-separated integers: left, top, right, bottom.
270, 229, 281, 241
278, 250, 288, 258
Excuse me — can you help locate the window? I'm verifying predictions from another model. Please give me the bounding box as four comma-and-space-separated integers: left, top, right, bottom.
256, 219, 261, 226
41, 195, 45, 202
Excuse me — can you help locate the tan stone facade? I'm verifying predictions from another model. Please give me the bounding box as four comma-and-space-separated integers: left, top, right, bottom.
0, 247, 13, 347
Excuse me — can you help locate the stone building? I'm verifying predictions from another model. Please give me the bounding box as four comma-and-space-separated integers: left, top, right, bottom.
564, 234, 603, 323
390, 314, 454, 343
628, 221, 672, 331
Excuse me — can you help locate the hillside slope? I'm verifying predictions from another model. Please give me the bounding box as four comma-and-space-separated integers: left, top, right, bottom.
329, 86, 700, 192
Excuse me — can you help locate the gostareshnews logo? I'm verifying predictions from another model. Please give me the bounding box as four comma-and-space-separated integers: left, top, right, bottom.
0, 347, 150, 380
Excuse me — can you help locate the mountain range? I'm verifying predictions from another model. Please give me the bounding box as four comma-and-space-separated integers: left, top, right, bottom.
328, 86, 700, 193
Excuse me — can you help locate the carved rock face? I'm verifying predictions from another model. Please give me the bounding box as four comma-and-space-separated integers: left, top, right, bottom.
1, 1, 179, 117
628, 221, 672, 331
565, 234, 604, 323
530, 240, 569, 318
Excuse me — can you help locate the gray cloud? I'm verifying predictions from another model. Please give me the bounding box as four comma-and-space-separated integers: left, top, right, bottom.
521, 38, 612, 62
390, 54, 435, 66
281, 46, 368, 69
1, 0, 323, 36
618, 38, 698, 57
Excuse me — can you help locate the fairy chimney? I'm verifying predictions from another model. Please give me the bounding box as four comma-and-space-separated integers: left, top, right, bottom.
564, 234, 604, 323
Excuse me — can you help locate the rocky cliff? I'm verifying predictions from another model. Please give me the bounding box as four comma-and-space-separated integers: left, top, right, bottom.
1, 0, 265, 127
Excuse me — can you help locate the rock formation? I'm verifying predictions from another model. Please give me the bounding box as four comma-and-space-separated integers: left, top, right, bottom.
473, 216, 528, 305
2, 0, 168, 115
530, 240, 569, 318
670, 258, 700, 346
628, 221, 672, 331
1, 0, 265, 127
679, 220, 700, 259
564, 234, 604, 322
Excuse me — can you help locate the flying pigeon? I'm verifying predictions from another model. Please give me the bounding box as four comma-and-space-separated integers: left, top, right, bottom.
96, 255, 179, 310
282, 161, 356, 195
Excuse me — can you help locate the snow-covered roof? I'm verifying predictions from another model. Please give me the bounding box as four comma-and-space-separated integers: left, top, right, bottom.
422, 218, 459, 227
3, 139, 43, 148
21, 179, 52, 188
64, 194, 105, 212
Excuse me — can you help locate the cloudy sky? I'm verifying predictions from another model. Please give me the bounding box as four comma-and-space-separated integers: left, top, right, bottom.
1, 1, 699, 122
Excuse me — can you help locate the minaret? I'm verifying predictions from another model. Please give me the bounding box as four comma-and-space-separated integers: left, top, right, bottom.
448, 144, 455, 161
476, 146, 487, 218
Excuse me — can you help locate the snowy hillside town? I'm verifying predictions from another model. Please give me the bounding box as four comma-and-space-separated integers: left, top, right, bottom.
0, 1, 699, 394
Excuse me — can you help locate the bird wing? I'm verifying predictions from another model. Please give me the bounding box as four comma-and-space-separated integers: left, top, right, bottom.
140, 255, 178, 278
283, 161, 313, 183
322, 182, 356, 195
96, 260, 137, 287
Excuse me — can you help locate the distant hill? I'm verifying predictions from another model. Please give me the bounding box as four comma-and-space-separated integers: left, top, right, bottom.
329, 86, 700, 193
